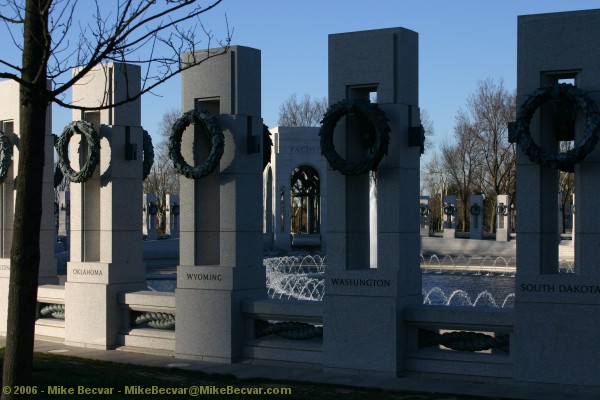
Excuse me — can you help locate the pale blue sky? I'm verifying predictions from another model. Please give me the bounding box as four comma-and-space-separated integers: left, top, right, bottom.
31, 1, 600, 156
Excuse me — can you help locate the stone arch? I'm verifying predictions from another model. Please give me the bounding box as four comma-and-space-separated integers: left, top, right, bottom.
290, 164, 321, 235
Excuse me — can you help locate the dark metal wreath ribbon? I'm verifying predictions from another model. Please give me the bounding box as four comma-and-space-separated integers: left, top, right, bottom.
56, 120, 101, 183
419, 329, 509, 353
0, 130, 12, 184
134, 312, 175, 330
319, 99, 390, 175
514, 83, 600, 173
168, 109, 224, 179
40, 304, 65, 320
255, 320, 323, 340
419, 204, 430, 216
142, 130, 154, 180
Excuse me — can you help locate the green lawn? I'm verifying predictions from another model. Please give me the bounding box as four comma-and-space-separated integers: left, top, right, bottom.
0, 349, 519, 400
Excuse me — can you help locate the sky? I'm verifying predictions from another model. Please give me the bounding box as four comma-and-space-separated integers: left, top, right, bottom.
4, 0, 600, 162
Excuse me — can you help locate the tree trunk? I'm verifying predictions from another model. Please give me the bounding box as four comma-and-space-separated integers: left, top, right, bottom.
2, 0, 49, 398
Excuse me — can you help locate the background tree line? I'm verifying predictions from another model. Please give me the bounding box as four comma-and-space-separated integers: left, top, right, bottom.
143, 109, 180, 232
422, 78, 516, 233
422, 78, 575, 233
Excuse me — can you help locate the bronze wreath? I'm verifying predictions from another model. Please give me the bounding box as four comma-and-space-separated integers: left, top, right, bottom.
142, 130, 154, 180
56, 121, 100, 183
469, 204, 481, 216
443, 203, 456, 216
263, 124, 272, 170
168, 109, 224, 179
0, 130, 12, 184
147, 202, 158, 216
496, 204, 509, 216
419, 204, 430, 216
52, 134, 65, 188
319, 99, 390, 175
515, 83, 600, 173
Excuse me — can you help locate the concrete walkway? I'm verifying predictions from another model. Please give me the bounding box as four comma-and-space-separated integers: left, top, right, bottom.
2, 337, 600, 400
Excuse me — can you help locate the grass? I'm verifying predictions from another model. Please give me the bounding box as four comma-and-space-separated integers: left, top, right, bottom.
0, 349, 520, 400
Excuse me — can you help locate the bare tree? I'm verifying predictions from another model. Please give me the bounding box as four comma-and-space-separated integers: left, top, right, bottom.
420, 108, 435, 151
52, 162, 70, 202
143, 108, 180, 231
422, 79, 515, 233
559, 141, 575, 233
277, 93, 327, 127
467, 78, 516, 230
0, 0, 229, 394
421, 152, 449, 232
441, 111, 483, 231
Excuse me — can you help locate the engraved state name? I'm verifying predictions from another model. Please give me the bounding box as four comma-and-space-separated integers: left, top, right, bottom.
520, 283, 600, 294
290, 146, 319, 153
330, 277, 392, 287
72, 268, 103, 276
186, 273, 223, 281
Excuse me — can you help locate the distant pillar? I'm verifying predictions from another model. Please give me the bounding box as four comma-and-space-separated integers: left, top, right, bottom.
496, 194, 511, 242
558, 193, 563, 243
143, 193, 158, 241
262, 167, 274, 250
322, 28, 421, 376
165, 193, 180, 239
419, 196, 430, 237
443, 194, 457, 239
469, 194, 484, 240
64, 63, 146, 348
273, 181, 292, 252
175, 46, 265, 362
58, 191, 70, 249
0, 79, 56, 335
571, 193, 576, 246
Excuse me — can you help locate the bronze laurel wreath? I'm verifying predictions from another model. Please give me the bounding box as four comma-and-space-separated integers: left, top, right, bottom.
168, 109, 224, 179
56, 121, 100, 183
142, 130, 154, 180
319, 99, 390, 175
515, 84, 600, 173
0, 130, 12, 184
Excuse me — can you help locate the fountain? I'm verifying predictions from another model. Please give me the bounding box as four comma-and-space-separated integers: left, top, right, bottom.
261, 254, 520, 307
265, 255, 325, 301
146, 252, 572, 308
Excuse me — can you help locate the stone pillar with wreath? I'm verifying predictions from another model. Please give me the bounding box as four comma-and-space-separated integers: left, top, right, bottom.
321, 28, 422, 375
58, 191, 70, 250
143, 193, 158, 241
61, 63, 150, 348
495, 194, 511, 242
442, 194, 457, 239
513, 10, 600, 386
174, 46, 265, 362
165, 193, 180, 239
0, 79, 57, 335
469, 194, 484, 240
419, 196, 431, 237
